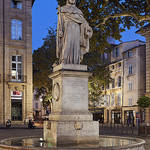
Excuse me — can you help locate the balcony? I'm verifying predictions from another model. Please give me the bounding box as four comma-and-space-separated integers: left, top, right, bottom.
7, 75, 27, 83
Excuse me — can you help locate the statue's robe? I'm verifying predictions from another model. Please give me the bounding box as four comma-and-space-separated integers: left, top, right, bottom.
56, 5, 93, 64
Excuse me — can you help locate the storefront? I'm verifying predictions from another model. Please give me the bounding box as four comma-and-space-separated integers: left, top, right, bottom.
124, 110, 135, 126
11, 91, 22, 121
111, 110, 121, 124
89, 108, 104, 123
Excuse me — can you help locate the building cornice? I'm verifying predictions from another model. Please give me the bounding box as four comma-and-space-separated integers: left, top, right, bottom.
136, 24, 150, 36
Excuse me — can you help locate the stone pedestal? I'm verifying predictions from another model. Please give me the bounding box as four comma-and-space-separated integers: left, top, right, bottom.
44, 64, 99, 144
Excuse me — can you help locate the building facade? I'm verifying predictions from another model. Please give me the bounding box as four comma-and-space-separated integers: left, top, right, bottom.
96, 40, 146, 125
0, 0, 35, 124
33, 91, 51, 121
137, 24, 150, 125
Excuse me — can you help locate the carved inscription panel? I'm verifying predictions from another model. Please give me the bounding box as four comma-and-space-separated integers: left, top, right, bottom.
62, 77, 88, 112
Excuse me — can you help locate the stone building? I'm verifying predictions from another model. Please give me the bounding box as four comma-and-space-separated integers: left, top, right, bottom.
137, 24, 150, 124
33, 91, 51, 121
96, 40, 146, 125
0, 0, 35, 124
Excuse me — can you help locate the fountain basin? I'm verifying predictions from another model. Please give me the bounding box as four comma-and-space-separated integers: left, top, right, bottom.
0, 135, 145, 150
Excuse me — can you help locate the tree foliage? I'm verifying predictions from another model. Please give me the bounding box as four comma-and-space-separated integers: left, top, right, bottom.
33, 0, 150, 107
33, 28, 57, 108
137, 96, 150, 108
83, 50, 112, 106
57, 0, 150, 53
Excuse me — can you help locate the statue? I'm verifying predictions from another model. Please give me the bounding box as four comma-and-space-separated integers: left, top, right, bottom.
56, 0, 93, 64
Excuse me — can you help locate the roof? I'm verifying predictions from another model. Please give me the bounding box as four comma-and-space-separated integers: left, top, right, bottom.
109, 59, 123, 65
122, 44, 145, 54
136, 24, 150, 34
114, 39, 145, 48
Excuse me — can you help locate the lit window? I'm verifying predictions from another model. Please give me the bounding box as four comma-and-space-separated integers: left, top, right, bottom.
11, 55, 22, 81
129, 82, 133, 91
117, 76, 121, 87
11, 0, 22, 9
127, 51, 133, 58
128, 98, 132, 106
129, 66, 133, 74
11, 19, 22, 40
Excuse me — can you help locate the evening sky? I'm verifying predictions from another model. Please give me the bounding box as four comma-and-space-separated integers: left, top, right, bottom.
32, 0, 146, 51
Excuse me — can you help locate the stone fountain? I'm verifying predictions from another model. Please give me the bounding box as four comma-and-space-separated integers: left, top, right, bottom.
43, 0, 99, 144
0, 0, 146, 149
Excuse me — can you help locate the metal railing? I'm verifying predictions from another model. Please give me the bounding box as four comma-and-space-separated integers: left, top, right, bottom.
99, 123, 150, 136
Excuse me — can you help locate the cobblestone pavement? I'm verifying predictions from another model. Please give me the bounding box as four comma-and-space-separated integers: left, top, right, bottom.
0, 127, 43, 141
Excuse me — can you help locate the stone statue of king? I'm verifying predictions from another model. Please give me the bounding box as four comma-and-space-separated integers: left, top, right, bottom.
56, 0, 93, 64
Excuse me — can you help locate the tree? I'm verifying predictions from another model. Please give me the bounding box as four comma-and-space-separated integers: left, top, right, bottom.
33, 28, 57, 109
57, 0, 150, 53
82, 50, 112, 107
137, 96, 150, 108
33, 27, 112, 109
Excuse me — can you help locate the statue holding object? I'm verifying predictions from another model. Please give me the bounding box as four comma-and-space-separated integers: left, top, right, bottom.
56, 0, 93, 64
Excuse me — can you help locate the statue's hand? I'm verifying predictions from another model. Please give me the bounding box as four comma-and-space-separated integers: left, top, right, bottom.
85, 26, 93, 38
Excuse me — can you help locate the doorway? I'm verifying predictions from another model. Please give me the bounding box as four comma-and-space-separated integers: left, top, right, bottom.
11, 100, 22, 121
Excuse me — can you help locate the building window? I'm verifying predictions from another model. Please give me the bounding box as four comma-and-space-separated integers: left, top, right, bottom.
11, 19, 22, 40
128, 98, 132, 106
11, 91, 22, 121
118, 62, 121, 68
102, 84, 104, 90
117, 76, 121, 87
11, 55, 22, 81
129, 82, 133, 91
111, 65, 115, 70
106, 83, 109, 89
111, 93, 115, 106
117, 93, 121, 106
11, 0, 22, 9
129, 66, 133, 74
127, 51, 133, 58
99, 95, 104, 106
35, 103, 38, 109
112, 79, 115, 88
113, 47, 119, 58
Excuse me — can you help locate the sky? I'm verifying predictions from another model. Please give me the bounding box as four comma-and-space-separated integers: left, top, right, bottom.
32, 0, 146, 51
